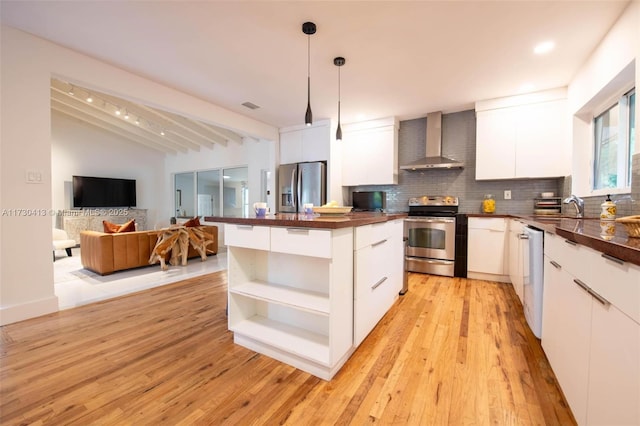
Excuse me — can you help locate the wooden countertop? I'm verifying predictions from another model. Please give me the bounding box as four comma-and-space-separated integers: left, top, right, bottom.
204, 212, 408, 229
468, 213, 640, 266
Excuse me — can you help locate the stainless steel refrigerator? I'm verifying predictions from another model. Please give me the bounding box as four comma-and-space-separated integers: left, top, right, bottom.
278, 162, 326, 213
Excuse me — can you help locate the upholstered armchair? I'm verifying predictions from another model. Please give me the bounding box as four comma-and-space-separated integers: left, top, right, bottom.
53, 228, 76, 261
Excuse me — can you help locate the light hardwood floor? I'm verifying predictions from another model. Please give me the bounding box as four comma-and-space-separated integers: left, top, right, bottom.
1, 272, 575, 425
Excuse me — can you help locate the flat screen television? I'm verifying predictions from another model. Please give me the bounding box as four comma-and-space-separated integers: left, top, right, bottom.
73, 176, 136, 208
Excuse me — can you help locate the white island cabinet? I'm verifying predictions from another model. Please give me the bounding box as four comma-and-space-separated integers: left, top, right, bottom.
353, 219, 404, 346
223, 214, 406, 381
226, 224, 354, 380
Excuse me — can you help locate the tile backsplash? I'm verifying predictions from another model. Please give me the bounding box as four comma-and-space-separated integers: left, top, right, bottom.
351, 111, 563, 214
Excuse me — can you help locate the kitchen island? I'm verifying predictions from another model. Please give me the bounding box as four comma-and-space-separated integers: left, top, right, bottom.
205, 212, 406, 380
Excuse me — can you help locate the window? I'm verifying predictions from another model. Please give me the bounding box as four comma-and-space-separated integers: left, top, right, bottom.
593, 88, 635, 192
174, 167, 248, 219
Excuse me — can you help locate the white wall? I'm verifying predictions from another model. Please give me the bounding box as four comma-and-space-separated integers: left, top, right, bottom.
568, 1, 639, 196
0, 26, 278, 325
51, 112, 165, 228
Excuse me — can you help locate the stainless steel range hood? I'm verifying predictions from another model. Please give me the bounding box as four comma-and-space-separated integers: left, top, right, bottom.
400, 111, 464, 170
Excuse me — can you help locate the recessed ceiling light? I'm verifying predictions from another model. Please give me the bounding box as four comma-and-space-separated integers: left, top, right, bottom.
534, 41, 555, 55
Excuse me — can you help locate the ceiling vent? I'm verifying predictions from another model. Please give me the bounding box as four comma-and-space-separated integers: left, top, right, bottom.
241, 101, 260, 110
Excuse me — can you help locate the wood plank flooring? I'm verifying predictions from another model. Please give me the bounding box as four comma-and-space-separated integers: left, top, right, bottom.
0, 271, 576, 425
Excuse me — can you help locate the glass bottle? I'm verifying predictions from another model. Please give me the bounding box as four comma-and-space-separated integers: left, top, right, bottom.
482, 194, 496, 214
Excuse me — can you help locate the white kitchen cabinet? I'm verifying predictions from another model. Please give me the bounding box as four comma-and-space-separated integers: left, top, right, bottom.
587, 298, 640, 426
475, 108, 517, 179
353, 219, 403, 346
280, 121, 330, 164
467, 217, 509, 282
475, 89, 570, 180
341, 117, 398, 186
542, 248, 592, 425
542, 231, 640, 425
508, 219, 525, 303
225, 224, 354, 380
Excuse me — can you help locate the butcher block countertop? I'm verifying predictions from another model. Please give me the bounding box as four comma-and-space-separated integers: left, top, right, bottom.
468, 213, 640, 267
204, 212, 408, 230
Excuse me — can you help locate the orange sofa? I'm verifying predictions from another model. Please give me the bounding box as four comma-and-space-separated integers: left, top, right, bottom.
80, 225, 218, 275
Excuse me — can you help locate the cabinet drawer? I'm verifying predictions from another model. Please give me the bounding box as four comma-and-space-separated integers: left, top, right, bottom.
544, 232, 589, 279
224, 224, 270, 250
468, 217, 506, 231
586, 250, 640, 324
270, 227, 332, 258
355, 222, 389, 250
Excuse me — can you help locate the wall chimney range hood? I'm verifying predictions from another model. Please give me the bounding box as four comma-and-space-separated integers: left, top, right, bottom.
400, 111, 464, 170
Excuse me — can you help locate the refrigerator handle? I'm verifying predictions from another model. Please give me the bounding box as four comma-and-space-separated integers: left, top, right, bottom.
297, 167, 302, 212
290, 167, 296, 211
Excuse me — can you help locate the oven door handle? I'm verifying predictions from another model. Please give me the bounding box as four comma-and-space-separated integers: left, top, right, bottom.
405, 218, 455, 224
405, 256, 454, 265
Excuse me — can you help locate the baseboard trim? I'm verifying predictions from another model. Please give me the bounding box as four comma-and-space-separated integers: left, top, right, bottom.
0, 296, 59, 326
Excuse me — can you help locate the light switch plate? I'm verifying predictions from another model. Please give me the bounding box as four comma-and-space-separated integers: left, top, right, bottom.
26, 169, 43, 184
504, 190, 511, 200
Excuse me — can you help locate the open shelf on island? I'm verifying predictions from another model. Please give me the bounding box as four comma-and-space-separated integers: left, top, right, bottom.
230, 281, 330, 316
231, 315, 330, 366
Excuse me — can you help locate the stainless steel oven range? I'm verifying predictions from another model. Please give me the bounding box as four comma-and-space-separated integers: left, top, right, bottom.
404, 196, 459, 280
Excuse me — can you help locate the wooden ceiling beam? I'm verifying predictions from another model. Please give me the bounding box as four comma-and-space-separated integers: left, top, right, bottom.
51, 105, 176, 155
51, 89, 195, 152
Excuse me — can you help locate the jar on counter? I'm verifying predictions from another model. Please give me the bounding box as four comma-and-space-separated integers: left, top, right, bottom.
600, 194, 616, 220
482, 194, 496, 213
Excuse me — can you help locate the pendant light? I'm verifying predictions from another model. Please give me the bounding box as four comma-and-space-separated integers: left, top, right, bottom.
302, 22, 316, 126
334, 57, 345, 140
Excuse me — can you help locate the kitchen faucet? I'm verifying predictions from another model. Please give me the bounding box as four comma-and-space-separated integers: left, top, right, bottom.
563, 194, 584, 218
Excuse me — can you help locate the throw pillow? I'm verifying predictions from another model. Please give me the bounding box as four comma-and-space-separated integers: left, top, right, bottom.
183, 216, 201, 227
103, 220, 120, 233
117, 219, 136, 233
103, 219, 136, 233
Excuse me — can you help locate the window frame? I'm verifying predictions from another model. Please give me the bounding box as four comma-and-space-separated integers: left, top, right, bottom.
591, 87, 635, 196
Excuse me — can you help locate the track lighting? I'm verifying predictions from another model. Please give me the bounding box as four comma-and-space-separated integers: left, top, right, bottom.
124, 110, 130, 120
68, 85, 75, 96
334, 57, 345, 141
302, 22, 316, 126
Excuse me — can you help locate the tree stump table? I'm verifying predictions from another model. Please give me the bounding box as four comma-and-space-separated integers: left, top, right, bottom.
149, 226, 214, 270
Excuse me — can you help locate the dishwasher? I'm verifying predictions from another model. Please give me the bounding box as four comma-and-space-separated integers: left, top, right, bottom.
522, 226, 544, 338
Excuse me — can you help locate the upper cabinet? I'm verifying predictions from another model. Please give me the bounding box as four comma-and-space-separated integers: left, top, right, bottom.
475, 88, 571, 180
279, 121, 330, 164
341, 117, 399, 186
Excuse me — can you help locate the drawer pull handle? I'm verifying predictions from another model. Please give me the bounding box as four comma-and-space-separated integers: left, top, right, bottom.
573, 278, 590, 293
371, 276, 388, 290
237, 225, 253, 230
372, 238, 388, 247
588, 289, 610, 307
601, 253, 624, 266
564, 239, 577, 246
286, 228, 309, 234
518, 233, 529, 240
549, 260, 561, 269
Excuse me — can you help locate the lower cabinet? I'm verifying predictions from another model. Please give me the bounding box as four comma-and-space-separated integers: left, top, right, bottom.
542, 231, 640, 425
225, 224, 354, 380
353, 219, 403, 346
467, 217, 509, 282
